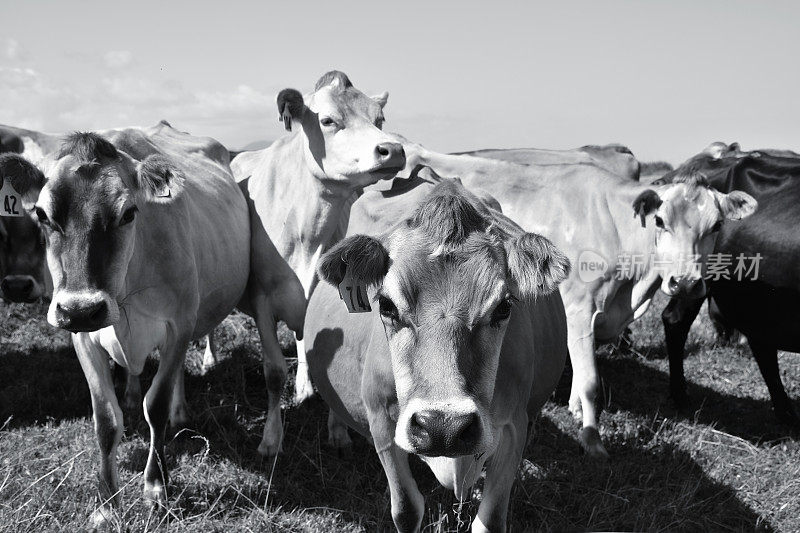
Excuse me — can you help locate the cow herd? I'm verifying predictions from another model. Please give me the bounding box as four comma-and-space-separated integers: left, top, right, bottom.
0, 70, 798, 532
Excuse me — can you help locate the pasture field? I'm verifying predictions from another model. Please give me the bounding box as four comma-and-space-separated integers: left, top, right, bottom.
1, 293, 798, 532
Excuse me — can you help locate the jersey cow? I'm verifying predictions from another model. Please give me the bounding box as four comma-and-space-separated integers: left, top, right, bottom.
306, 174, 570, 532
0, 133, 49, 303
229, 70, 406, 430
656, 143, 800, 425
0, 126, 296, 526
457, 143, 640, 180
380, 139, 758, 458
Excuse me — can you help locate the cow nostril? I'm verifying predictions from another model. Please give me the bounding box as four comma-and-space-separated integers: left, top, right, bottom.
668, 276, 679, 293
88, 300, 107, 322
455, 413, 481, 447
376, 145, 390, 157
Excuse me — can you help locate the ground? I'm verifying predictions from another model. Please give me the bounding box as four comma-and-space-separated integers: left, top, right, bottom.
0, 294, 798, 532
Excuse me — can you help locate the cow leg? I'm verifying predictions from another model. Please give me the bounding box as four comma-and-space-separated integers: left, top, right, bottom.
251, 294, 287, 456
122, 369, 141, 419
748, 340, 799, 426
376, 445, 424, 533
566, 310, 607, 458
327, 409, 353, 451
73, 334, 123, 528
143, 335, 189, 505
293, 336, 315, 404
473, 415, 527, 533
168, 370, 191, 432
201, 331, 218, 374
662, 296, 704, 409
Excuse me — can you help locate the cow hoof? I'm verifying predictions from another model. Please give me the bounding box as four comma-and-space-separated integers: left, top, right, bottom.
169, 404, 191, 433
579, 427, 609, 460
328, 427, 353, 456
293, 371, 315, 405
89, 505, 116, 531
258, 437, 283, 458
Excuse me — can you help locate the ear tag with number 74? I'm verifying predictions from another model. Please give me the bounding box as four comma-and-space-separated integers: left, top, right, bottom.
338, 272, 372, 313
0, 178, 23, 218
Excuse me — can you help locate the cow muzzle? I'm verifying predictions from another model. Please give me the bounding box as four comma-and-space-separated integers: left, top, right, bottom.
0, 275, 41, 303
396, 398, 485, 457
373, 142, 406, 172
50, 291, 113, 332
665, 275, 707, 299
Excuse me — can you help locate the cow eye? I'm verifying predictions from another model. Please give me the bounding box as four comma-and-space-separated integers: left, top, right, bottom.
120, 206, 138, 226
375, 118, 385, 129
711, 220, 722, 232
35, 207, 51, 228
490, 298, 513, 327
654, 215, 665, 229
378, 294, 400, 322
320, 117, 337, 128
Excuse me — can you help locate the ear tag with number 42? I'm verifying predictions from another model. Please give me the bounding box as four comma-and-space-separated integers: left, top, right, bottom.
0, 178, 23, 217
338, 272, 372, 313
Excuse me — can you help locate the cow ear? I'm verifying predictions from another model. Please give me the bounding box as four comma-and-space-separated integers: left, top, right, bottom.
135, 154, 185, 203
372, 91, 389, 109
506, 233, 570, 299
632, 189, 663, 227
0, 153, 46, 202
318, 235, 390, 287
276, 88, 305, 132
718, 190, 757, 220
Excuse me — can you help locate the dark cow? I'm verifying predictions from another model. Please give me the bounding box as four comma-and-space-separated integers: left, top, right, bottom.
659, 142, 800, 425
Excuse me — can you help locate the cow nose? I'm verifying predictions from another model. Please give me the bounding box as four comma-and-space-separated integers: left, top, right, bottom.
1, 275, 35, 302
375, 142, 406, 167
55, 297, 109, 332
408, 409, 481, 457
667, 276, 706, 298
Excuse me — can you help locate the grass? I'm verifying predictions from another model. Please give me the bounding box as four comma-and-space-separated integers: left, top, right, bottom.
1, 294, 798, 532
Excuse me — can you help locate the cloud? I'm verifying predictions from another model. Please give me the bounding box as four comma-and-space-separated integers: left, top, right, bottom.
103, 50, 134, 69
5, 38, 23, 60
0, 64, 274, 148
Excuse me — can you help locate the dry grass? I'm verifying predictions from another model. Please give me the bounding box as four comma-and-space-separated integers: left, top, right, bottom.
1, 294, 798, 531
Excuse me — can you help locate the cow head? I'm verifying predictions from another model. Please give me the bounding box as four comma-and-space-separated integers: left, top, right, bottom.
0, 133, 185, 332
277, 70, 406, 188
319, 177, 569, 458
633, 172, 757, 298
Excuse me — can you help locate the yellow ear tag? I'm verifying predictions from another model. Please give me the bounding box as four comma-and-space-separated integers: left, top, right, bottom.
337, 271, 372, 313
0, 178, 23, 217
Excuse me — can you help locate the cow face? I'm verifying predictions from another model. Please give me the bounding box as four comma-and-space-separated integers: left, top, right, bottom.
277, 71, 406, 188
319, 178, 569, 458
633, 174, 757, 298
0, 214, 47, 303
0, 134, 184, 332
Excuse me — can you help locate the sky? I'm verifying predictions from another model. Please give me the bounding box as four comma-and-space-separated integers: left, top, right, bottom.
1, 0, 798, 163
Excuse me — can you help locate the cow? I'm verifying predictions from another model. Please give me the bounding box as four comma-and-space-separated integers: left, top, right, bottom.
306, 173, 570, 532
655, 143, 800, 424
358, 138, 758, 458
0, 125, 297, 525
228, 70, 406, 433
0, 124, 61, 165
0, 130, 49, 303
457, 143, 640, 180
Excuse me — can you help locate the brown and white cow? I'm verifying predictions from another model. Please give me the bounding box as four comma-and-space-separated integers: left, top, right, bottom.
352, 140, 758, 458
457, 143, 640, 180
306, 173, 570, 532
0, 127, 52, 302
228, 71, 406, 453
0, 125, 297, 525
